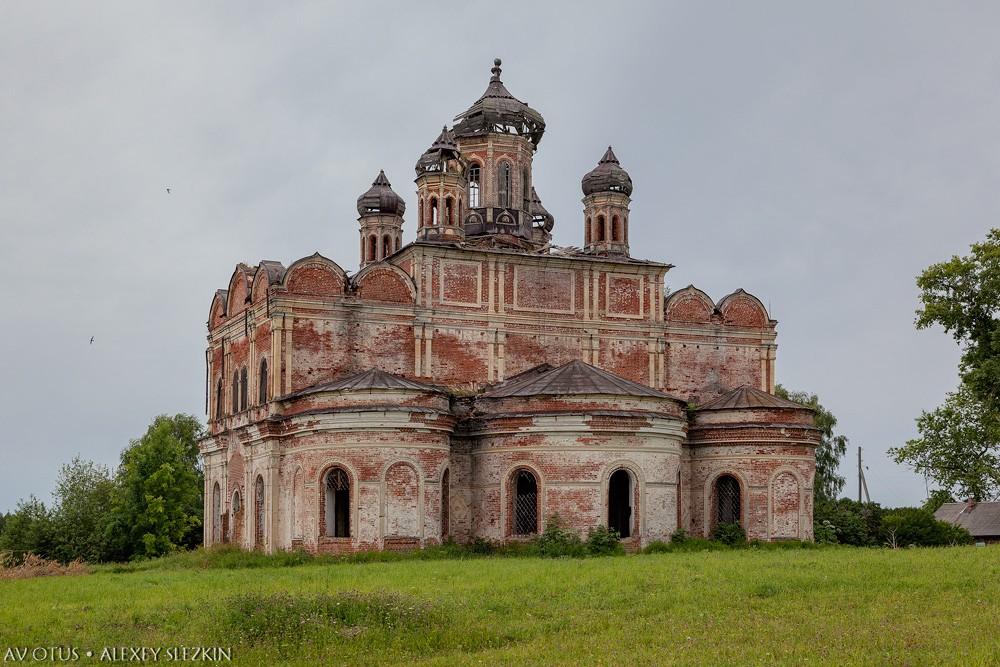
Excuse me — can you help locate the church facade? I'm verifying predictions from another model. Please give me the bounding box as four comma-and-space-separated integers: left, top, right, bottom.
199, 60, 820, 552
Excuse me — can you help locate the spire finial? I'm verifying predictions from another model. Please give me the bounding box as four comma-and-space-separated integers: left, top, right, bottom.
491, 58, 502, 81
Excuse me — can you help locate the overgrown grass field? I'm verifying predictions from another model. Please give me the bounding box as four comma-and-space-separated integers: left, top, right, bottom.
1, 546, 997, 665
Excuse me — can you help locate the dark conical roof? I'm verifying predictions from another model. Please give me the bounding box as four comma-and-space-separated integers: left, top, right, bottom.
529, 187, 555, 232
582, 146, 633, 196
485, 359, 676, 399
452, 59, 545, 146
357, 170, 405, 217
415, 126, 462, 175
696, 386, 811, 411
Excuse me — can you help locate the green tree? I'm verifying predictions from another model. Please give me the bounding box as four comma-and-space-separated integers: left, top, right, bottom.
775, 385, 848, 501
921, 489, 956, 514
49, 456, 115, 563
889, 385, 1000, 501
879, 507, 973, 547
0, 496, 54, 562
105, 414, 204, 560
915, 229, 1000, 411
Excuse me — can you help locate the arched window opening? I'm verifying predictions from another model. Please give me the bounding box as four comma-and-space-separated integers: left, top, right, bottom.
522, 168, 529, 212
513, 469, 538, 535
445, 198, 454, 226
716, 475, 741, 526
597, 215, 606, 242
215, 379, 223, 420
611, 216, 620, 242
258, 358, 268, 405
468, 164, 481, 207
497, 161, 511, 208
418, 197, 424, 229
430, 197, 438, 226
324, 467, 351, 538
395, 237, 401, 252
230, 490, 242, 543
608, 470, 632, 538
292, 469, 302, 540
231, 370, 239, 413
367, 235, 377, 262
382, 234, 391, 257
441, 469, 451, 538
240, 367, 248, 411
585, 217, 592, 246
254, 476, 265, 550
212, 483, 222, 544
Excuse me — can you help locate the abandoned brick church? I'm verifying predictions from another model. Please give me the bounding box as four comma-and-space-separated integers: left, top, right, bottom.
199, 60, 821, 552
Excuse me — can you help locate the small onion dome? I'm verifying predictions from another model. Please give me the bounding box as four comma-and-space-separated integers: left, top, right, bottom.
415, 126, 461, 175
357, 170, 405, 217
452, 59, 545, 146
581, 146, 633, 197
529, 187, 555, 232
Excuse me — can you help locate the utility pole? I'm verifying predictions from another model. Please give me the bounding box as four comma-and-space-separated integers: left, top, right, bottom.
857, 446, 871, 503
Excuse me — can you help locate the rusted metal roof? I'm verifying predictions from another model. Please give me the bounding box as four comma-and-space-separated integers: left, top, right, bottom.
529, 187, 554, 232
415, 126, 461, 175
284, 368, 439, 398
258, 260, 286, 284
452, 59, 545, 146
935, 501, 1000, 538
357, 170, 405, 217
485, 359, 676, 399
697, 386, 811, 411
582, 146, 633, 197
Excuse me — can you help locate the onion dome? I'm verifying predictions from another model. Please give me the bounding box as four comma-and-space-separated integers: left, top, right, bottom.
415, 126, 461, 175
452, 59, 545, 146
529, 187, 555, 232
581, 146, 633, 197
357, 170, 405, 217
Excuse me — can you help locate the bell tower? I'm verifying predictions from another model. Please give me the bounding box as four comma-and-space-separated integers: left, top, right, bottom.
415, 127, 467, 242
581, 147, 632, 257
357, 170, 405, 268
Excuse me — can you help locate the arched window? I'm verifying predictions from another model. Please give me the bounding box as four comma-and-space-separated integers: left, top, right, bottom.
231, 370, 239, 413
611, 216, 620, 242
418, 197, 425, 229
430, 197, 438, 226
441, 469, 450, 538
383, 234, 392, 257
522, 167, 529, 212
254, 476, 265, 549
608, 470, 632, 538
585, 217, 592, 246
716, 475, 741, 526
215, 378, 223, 419
395, 237, 401, 252
513, 469, 538, 535
324, 467, 350, 538
597, 215, 606, 242
367, 235, 377, 262
212, 483, 221, 544
468, 164, 481, 207
258, 358, 268, 405
230, 489, 242, 543
497, 161, 511, 208
240, 367, 248, 411
445, 197, 454, 226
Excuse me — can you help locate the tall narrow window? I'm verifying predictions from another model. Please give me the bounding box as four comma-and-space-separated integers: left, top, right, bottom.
585, 218, 592, 246
497, 161, 511, 208
441, 469, 451, 538
215, 379, 223, 419
383, 234, 392, 256
232, 370, 239, 413
445, 198, 454, 226
522, 168, 529, 212
513, 469, 538, 535
231, 490, 242, 543
597, 215, 606, 242
324, 467, 351, 538
212, 483, 222, 544
254, 476, 265, 549
368, 235, 377, 262
716, 475, 741, 526
608, 470, 632, 538
611, 216, 620, 242
468, 164, 480, 207
258, 358, 268, 405
430, 197, 438, 226
240, 367, 248, 411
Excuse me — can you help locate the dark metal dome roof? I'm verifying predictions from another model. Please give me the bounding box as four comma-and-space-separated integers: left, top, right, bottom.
452, 59, 545, 146
581, 146, 633, 197
529, 187, 555, 232
415, 126, 462, 176
357, 170, 405, 217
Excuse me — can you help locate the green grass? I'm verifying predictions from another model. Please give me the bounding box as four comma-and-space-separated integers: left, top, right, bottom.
1, 546, 998, 666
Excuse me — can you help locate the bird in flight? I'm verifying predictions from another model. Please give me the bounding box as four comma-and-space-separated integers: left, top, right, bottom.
166, 188, 171, 194
90, 336, 94, 345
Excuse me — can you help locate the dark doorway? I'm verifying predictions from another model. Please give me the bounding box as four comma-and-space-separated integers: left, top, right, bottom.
254, 476, 265, 549
608, 470, 632, 538
513, 469, 538, 535
324, 468, 350, 538
716, 475, 741, 525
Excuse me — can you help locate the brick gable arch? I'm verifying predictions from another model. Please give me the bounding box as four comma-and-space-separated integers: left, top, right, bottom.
664, 285, 715, 324
208, 290, 228, 331
703, 469, 750, 538
226, 266, 253, 316
251, 262, 286, 304
353, 263, 417, 305
380, 459, 423, 545
716, 289, 770, 328
768, 466, 806, 540
282, 253, 348, 297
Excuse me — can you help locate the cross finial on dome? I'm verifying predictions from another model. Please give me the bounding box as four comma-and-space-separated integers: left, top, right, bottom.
491, 58, 502, 81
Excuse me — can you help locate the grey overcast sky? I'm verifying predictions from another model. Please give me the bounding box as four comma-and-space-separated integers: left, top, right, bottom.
2, 1, 997, 513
